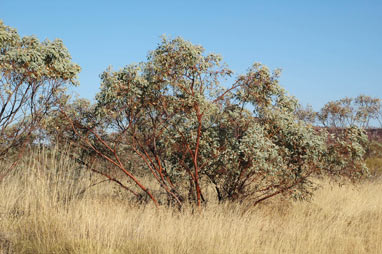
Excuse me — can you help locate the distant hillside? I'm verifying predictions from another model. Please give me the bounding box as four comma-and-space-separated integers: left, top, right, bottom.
366, 128, 382, 142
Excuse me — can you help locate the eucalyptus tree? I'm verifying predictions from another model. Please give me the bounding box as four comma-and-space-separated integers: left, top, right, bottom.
377, 99, 382, 128
318, 96, 380, 129
354, 95, 380, 128
318, 100, 352, 128
65, 37, 368, 207
295, 104, 317, 125
0, 20, 80, 178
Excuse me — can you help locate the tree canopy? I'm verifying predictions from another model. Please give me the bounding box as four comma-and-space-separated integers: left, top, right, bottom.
59, 37, 368, 207
0, 20, 80, 170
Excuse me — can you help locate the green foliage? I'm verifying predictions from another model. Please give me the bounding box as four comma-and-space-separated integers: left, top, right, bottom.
0, 20, 80, 163
62, 36, 368, 207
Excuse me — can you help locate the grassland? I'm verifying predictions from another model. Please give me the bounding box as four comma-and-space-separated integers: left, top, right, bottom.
1, 148, 382, 254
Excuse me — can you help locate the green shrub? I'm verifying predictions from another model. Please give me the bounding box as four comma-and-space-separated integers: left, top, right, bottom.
59, 37, 368, 207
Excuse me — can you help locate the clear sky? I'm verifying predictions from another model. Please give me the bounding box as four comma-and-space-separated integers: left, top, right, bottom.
1, 0, 381, 109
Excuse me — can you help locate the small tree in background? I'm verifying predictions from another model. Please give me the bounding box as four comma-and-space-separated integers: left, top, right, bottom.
318, 95, 380, 129
377, 99, 382, 128
318, 99, 352, 128
295, 104, 317, 125
354, 95, 380, 128
0, 20, 80, 179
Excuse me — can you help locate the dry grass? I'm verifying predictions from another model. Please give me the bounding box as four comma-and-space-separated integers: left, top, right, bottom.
366, 141, 382, 177
1, 148, 382, 254
366, 157, 382, 177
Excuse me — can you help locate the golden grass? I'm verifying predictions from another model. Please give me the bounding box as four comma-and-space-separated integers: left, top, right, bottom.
366, 157, 382, 177
366, 141, 382, 177
1, 148, 382, 253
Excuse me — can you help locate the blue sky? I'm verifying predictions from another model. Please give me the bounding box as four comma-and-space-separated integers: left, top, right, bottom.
1, 0, 381, 109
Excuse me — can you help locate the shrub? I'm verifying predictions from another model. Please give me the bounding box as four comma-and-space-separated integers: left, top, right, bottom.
61, 37, 368, 207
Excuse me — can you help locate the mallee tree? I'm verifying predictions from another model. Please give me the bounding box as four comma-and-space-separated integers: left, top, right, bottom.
0, 20, 80, 180
62, 37, 368, 207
